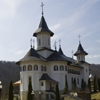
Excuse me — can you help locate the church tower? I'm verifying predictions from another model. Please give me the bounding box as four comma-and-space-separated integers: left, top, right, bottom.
74, 42, 88, 61
33, 3, 54, 50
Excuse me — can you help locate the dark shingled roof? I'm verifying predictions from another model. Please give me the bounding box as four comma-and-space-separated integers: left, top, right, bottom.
39, 73, 58, 83
47, 50, 71, 62
33, 16, 54, 37
74, 43, 88, 56
16, 48, 46, 65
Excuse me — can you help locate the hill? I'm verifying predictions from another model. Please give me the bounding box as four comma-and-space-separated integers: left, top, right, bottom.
89, 64, 100, 78
0, 61, 20, 94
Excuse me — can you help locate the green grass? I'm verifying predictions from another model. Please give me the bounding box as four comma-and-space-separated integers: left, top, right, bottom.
91, 92, 100, 100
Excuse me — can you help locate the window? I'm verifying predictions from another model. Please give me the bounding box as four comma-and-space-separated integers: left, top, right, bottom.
60, 65, 64, 71
65, 66, 67, 71
41, 65, 44, 71
28, 65, 32, 71
34, 65, 38, 71
23, 65, 26, 71
48, 38, 50, 45
41, 66, 47, 71
39, 39, 41, 46
71, 77, 73, 84
54, 65, 58, 71
77, 78, 79, 84
41, 82, 43, 86
44, 66, 46, 71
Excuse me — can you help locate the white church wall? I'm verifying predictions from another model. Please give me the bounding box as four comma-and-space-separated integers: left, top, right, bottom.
36, 32, 51, 49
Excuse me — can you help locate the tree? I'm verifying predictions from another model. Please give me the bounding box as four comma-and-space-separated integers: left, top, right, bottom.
55, 84, 60, 100
73, 78, 77, 91
88, 78, 90, 88
63, 79, 68, 94
94, 76, 97, 92
97, 78, 100, 91
8, 81, 13, 100
81, 79, 86, 90
27, 81, 33, 100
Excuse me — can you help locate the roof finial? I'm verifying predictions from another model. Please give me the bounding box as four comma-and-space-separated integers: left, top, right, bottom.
54, 41, 57, 50
59, 39, 61, 48
33, 39, 35, 49
78, 34, 81, 43
30, 38, 32, 48
41, 2, 44, 16
71, 50, 74, 58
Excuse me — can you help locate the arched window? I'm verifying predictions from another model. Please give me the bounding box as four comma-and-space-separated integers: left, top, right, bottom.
65, 66, 67, 71
39, 39, 41, 46
28, 65, 32, 71
44, 66, 46, 71
34, 65, 38, 71
41, 65, 44, 71
54, 65, 58, 71
23, 65, 26, 71
60, 65, 64, 71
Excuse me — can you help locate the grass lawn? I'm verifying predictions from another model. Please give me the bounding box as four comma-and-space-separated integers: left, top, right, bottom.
91, 92, 100, 100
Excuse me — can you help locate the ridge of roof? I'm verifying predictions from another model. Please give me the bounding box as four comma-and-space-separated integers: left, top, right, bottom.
16, 48, 46, 65
33, 16, 54, 37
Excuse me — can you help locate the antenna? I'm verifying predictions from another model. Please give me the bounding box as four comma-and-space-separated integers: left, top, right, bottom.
41, 2, 44, 16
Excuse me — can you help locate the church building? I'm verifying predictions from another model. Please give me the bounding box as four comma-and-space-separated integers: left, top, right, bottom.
16, 4, 90, 100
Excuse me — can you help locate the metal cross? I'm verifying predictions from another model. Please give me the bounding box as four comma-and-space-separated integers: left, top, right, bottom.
72, 50, 74, 58
33, 39, 35, 48
59, 39, 61, 47
54, 41, 57, 50
41, 2, 44, 16
30, 38, 32, 48
78, 34, 81, 43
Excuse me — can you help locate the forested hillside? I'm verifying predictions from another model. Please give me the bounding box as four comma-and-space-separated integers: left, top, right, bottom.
0, 61, 20, 94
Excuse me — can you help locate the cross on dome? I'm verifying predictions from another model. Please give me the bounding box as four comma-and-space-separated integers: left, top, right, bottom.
41, 2, 44, 16
78, 34, 81, 43
30, 38, 32, 48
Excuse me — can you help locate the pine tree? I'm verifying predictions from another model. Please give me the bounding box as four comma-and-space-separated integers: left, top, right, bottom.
81, 79, 86, 90
94, 76, 97, 92
55, 84, 60, 100
88, 78, 90, 88
8, 81, 13, 100
97, 78, 100, 91
63, 79, 68, 94
73, 78, 76, 91
27, 81, 33, 100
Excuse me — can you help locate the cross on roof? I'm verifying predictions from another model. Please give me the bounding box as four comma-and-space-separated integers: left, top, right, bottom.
59, 39, 61, 47
41, 2, 44, 16
54, 41, 57, 50
30, 38, 32, 48
78, 34, 81, 43
71, 50, 74, 58
33, 39, 35, 48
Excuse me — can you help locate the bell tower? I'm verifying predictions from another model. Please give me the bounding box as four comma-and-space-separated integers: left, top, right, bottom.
33, 2, 54, 50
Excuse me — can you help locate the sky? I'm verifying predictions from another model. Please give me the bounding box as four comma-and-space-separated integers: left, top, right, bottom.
0, 0, 100, 64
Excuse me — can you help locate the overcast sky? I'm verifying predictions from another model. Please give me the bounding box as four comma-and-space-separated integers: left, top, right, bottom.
0, 0, 100, 64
